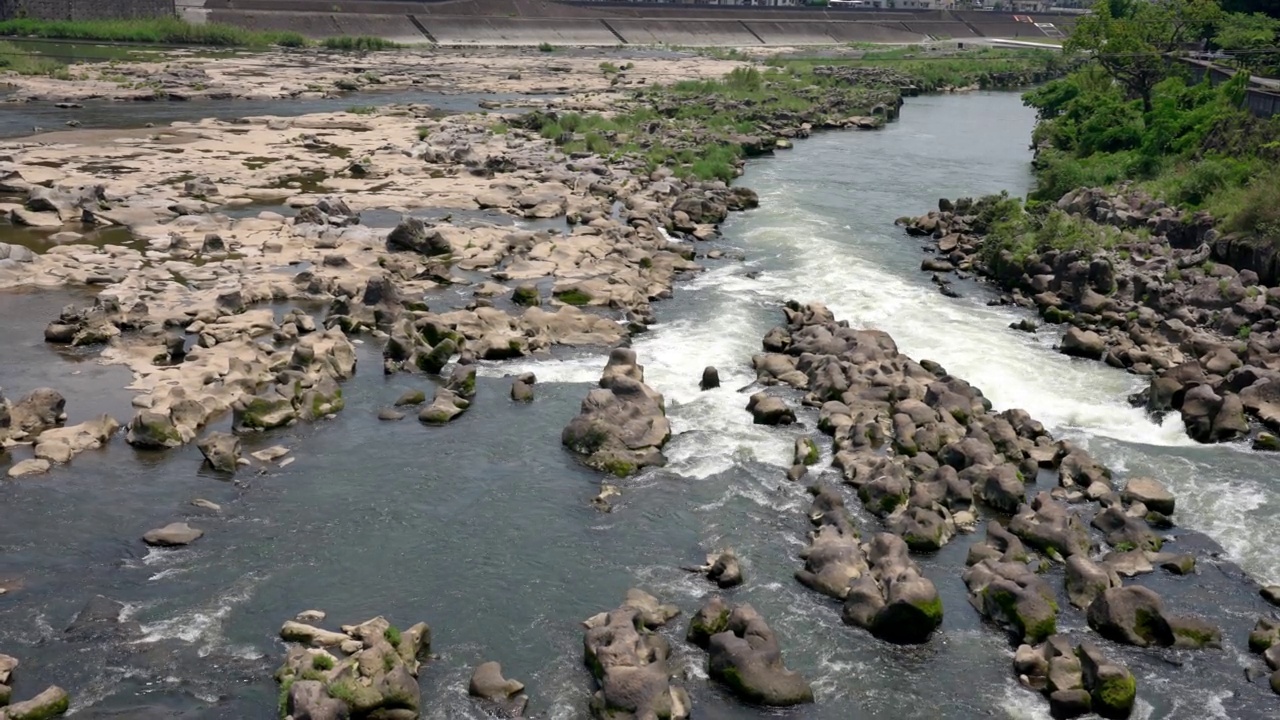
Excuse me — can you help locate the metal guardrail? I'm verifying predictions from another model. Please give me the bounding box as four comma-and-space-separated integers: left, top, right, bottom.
1177, 56, 1280, 119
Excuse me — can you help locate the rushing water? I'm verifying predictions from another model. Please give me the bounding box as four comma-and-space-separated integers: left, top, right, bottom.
1, 92, 1278, 719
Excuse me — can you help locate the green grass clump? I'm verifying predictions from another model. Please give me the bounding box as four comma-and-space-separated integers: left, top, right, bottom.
538, 42, 556, 52
346, 105, 377, 115
311, 653, 335, 671
383, 625, 402, 647
321, 36, 400, 51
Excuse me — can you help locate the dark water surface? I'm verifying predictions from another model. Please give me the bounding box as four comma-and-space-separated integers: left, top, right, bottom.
0, 92, 1277, 719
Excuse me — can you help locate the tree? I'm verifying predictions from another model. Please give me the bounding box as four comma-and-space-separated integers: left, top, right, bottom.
1067, 0, 1225, 112
1215, 12, 1280, 75
1222, 0, 1280, 20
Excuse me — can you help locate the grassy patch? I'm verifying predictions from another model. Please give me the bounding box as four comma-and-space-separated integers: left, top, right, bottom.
0, 40, 68, 76
321, 36, 400, 51
346, 105, 377, 115
0, 17, 306, 47
538, 41, 556, 52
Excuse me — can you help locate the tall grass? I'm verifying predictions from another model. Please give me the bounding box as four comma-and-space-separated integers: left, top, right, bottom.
0, 18, 406, 50
0, 40, 68, 76
0, 18, 307, 47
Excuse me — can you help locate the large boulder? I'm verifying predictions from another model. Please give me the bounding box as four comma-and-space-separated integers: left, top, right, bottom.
196, 431, 241, 473
1060, 327, 1106, 360
1120, 476, 1174, 515
841, 534, 942, 645
583, 597, 689, 720
562, 349, 670, 477
418, 388, 470, 425
1064, 555, 1120, 610
964, 560, 1058, 644
125, 411, 184, 449
7, 388, 66, 440
3, 685, 70, 720
386, 216, 451, 256
747, 393, 796, 425
705, 604, 814, 706
1086, 585, 1218, 649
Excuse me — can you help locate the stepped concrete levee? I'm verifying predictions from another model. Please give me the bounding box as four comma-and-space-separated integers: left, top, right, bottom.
605, 19, 761, 47
744, 20, 926, 46
420, 16, 620, 46
176, 1, 1083, 47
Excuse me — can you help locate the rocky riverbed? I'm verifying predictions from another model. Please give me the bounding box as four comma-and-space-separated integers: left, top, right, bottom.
904, 187, 1280, 450
2, 46, 1278, 719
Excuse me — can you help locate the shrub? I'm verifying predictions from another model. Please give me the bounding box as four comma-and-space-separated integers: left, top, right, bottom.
538, 42, 555, 52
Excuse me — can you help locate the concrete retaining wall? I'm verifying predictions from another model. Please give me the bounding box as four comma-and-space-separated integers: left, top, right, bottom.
1, 0, 174, 20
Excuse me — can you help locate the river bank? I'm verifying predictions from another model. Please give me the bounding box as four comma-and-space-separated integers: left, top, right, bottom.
2, 46, 1277, 720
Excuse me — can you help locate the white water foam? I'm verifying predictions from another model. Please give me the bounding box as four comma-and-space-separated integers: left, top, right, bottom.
134, 576, 262, 658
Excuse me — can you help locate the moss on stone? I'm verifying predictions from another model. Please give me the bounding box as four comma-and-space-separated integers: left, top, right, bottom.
384, 625, 402, 647
601, 457, 636, 478
512, 286, 540, 306
912, 594, 944, 626
555, 288, 592, 306
802, 439, 819, 465
1093, 671, 1136, 718
277, 676, 295, 719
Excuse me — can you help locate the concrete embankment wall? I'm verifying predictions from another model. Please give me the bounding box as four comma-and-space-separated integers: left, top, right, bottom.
179, 0, 1081, 48
1, 0, 174, 21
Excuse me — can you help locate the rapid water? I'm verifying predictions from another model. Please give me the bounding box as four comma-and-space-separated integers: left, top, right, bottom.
1, 91, 1277, 719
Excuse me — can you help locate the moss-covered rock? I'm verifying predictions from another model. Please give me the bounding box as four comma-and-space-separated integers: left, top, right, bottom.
512, 285, 540, 307
3, 686, 70, 720
1092, 666, 1136, 719
554, 287, 592, 306
124, 410, 183, 449
236, 395, 296, 431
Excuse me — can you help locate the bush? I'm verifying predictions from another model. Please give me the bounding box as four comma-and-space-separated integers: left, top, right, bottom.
538, 42, 555, 52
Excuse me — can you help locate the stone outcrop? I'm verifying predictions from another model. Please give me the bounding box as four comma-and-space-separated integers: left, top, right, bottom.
276, 614, 431, 720
902, 190, 1280, 446
688, 600, 813, 707
1086, 586, 1220, 649
196, 431, 242, 473
841, 533, 943, 645
562, 349, 670, 477
1015, 637, 1136, 719
582, 591, 689, 720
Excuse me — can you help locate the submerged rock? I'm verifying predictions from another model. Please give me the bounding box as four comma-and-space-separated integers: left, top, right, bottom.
142, 522, 203, 547
469, 661, 528, 718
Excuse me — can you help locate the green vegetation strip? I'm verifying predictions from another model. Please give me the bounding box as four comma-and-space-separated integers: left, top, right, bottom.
1022, 0, 1280, 241
0, 18, 401, 50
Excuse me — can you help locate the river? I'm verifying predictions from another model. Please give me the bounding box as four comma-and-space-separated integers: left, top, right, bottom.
0, 91, 1276, 719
